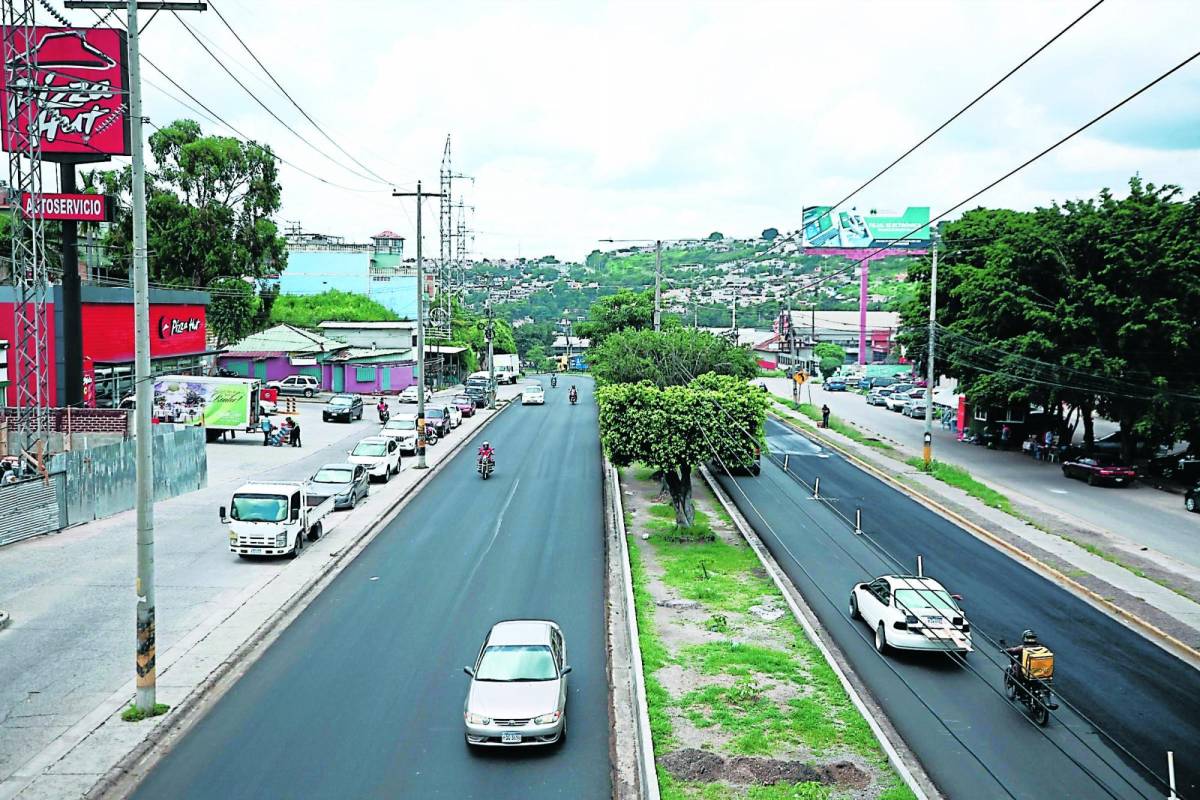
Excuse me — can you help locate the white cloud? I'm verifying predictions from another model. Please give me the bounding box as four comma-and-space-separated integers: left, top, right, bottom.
121, 0, 1200, 261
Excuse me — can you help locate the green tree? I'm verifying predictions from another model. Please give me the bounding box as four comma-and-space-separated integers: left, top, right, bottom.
814, 342, 846, 377
576, 289, 655, 345
589, 328, 759, 388
85, 119, 287, 286
525, 344, 551, 373
707, 231, 725, 241
271, 289, 398, 328
761, 227, 779, 241
207, 277, 261, 348
598, 373, 767, 526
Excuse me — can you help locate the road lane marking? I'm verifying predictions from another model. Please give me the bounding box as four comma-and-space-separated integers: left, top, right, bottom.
460, 478, 521, 592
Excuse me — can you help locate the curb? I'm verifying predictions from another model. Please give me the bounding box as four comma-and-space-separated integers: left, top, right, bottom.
699, 465, 938, 800
607, 462, 660, 800
770, 409, 1200, 671
81, 399, 517, 800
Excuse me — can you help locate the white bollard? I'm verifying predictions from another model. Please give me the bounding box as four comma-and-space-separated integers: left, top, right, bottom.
1168, 751, 1177, 799
855, 509, 862, 535
917, 555, 924, 577
813, 477, 820, 499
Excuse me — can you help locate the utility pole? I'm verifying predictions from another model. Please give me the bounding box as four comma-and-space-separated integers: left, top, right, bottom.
653, 239, 662, 331
922, 239, 938, 469
65, 0, 209, 715
394, 180, 444, 469
485, 297, 496, 410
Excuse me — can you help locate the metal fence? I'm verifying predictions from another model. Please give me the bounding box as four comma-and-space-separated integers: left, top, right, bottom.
0, 426, 207, 547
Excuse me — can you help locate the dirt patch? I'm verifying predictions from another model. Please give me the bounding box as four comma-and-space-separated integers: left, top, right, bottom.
660, 748, 870, 789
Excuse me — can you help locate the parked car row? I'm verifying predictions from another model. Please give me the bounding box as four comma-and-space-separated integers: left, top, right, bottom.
864, 383, 932, 418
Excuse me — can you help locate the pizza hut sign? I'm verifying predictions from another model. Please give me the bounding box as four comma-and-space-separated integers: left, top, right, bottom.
158, 315, 201, 340
1, 26, 131, 156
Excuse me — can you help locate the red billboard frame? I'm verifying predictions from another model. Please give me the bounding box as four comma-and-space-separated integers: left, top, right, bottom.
1, 26, 131, 157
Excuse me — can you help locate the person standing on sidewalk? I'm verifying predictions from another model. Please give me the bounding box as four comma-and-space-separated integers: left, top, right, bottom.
821, 404, 831, 428
288, 417, 301, 448
260, 415, 272, 446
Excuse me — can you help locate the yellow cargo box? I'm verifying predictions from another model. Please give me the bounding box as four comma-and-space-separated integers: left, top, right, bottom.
1022, 646, 1054, 679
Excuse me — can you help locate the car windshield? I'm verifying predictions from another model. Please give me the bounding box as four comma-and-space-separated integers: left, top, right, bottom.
454, 395, 471, 404
230, 494, 288, 522
329, 397, 353, 406
352, 442, 387, 457
386, 419, 416, 430
894, 588, 958, 613
427, 408, 445, 418
475, 644, 557, 681
312, 468, 352, 484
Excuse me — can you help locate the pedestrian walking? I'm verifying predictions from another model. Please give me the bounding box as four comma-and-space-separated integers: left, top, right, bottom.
1000, 423, 1012, 449
821, 404, 831, 428
260, 415, 272, 446
288, 417, 301, 448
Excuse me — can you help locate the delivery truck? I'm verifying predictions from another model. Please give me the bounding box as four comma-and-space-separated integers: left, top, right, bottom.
220, 481, 333, 559
123, 375, 268, 442
489, 354, 521, 384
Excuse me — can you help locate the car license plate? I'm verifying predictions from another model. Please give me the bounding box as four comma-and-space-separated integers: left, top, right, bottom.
501, 732, 521, 744
249, 548, 263, 554
1114, 478, 1124, 483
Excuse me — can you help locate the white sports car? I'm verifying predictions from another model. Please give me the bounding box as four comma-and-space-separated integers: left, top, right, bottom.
850, 575, 972, 655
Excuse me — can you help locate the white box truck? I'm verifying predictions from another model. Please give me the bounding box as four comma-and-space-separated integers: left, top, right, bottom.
489, 354, 521, 384
220, 481, 333, 559
122, 375, 268, 442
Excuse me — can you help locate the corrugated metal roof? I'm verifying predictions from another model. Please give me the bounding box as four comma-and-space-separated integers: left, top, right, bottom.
225, 324, 347, 355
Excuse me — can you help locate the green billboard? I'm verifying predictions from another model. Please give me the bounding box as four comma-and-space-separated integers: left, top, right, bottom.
802, 206, 930, 248
153, 378, 252, 429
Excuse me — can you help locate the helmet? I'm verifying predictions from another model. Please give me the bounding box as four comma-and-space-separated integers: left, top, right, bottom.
482, 441, 490, 449
1022, 629, 1038, 645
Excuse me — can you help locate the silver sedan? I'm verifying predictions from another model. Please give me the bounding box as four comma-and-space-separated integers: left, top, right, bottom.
463, 620, 571, 747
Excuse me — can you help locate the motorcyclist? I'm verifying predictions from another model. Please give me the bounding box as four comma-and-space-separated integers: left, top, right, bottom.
477, 441, 495, 465
569, 385, 578, 403
1005, 629, 1040, 675
377, 397, 389, 422
551, 374, 557, 388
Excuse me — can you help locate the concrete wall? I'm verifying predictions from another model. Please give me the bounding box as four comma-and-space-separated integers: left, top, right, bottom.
280, 250, 370, 297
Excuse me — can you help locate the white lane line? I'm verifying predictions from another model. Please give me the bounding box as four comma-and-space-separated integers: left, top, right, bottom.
461, 477, 521, 590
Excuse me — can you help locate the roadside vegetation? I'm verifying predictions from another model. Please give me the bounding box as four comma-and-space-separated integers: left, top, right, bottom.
622, 466, 915, 799
776, 398, 894, 454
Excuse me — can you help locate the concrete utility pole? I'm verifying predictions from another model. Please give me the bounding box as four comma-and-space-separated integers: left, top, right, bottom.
653, 239, 662, 331
394, 180, 444, 469
485, 297, 496, 410
922, 239, 938, 469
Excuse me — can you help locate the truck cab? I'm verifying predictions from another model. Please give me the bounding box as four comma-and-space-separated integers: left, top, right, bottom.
221, 481, 332, 558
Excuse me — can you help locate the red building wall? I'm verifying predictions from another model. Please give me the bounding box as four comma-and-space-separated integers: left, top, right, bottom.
0, 300, 57, 408
84, 303, 207, 363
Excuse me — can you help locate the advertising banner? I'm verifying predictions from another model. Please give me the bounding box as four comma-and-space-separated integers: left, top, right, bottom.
21, 192, 109, 221
802, 206, 930, 249
0, 26, 131, 156
82, 355, 96, 407
152, 378, 250, 429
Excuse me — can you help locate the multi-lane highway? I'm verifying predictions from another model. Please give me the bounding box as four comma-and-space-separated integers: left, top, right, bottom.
130, 379, 610, 799
715, 418, 1199, 800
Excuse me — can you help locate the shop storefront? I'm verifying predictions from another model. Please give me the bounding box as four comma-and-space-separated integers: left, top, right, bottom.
0, 285, 212, 408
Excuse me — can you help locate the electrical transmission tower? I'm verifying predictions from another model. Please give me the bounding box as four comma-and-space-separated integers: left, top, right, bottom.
433, 134, 471, 339
453, 199, 473, 296
3, 1, 50, 456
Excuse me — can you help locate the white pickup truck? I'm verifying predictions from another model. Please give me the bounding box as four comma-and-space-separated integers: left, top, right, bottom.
220, 481, 333, 559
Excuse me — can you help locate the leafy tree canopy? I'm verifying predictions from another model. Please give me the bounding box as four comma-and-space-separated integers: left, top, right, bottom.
762, 227, 779, 240
598, 373, 767, 525
208, 277, 261, 348
271, 289, 398, 328
576, 289, 655, 345
589, 328, 759, 388
707, 231, 725, 241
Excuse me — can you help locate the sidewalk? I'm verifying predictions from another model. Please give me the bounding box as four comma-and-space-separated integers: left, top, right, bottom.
0, 384, 520, 800
760, 382, 1200, 656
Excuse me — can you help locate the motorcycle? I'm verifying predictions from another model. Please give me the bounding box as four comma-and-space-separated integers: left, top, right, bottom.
1000, 640, 1058, 726
477, 454, 494, 480
425, 425, 439, 446
551, 375, 557, 388
569, 390, 578, 405
378, 406, 390, 424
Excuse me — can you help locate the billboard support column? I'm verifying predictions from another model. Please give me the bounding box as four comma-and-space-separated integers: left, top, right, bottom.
60, 162, 82, 407
858, 260, 868, 365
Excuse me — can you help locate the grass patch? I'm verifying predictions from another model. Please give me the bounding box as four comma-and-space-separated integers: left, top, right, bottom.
905, 458, 1014, 514
121, 703, 169, 722
634, 463, 660, 482
680, 681, 841, 756
627, 532, 675, 755
774, 397, 893, 452
648, 507, 717, 542
648, 531, 773, 613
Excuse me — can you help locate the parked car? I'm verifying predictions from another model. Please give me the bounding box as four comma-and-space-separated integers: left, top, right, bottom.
866, 387, 896, 406
462, 620, 571, 747
380, 414, 419, 454
397, 385, 419, 404
445, 403, 463, 428
522, 384, 545, 405
348, 435, 401, 482
825, 378, 848, 392
464, 384, 491, 408
902, 397, 928, 418
268, 375, 320, 398
1186, 482, 1199, 513
1061, 455, 1137, 487
849, 575, 972, 655
453, 394, 478, 418
425, 406, 452, 437
323, 394, 363, 422
306, 463, 370, 511
886, 387, 920, 412
1146, 450, 1200, 482
860, 375, 899, 390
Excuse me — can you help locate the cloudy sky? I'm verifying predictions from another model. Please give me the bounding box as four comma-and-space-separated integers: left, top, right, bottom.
119, 0, 1200, 261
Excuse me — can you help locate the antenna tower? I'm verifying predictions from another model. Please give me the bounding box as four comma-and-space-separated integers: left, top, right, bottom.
434, 134, 472, 338
4, 0, 50, 455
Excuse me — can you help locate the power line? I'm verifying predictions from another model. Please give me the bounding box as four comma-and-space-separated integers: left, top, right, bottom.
206, 0, 395, 187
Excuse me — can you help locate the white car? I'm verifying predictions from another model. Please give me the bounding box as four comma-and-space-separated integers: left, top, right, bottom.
347, 435, 401, 482
268, 375, 320, 398
445, 403, 463, 428
397, 385, 419, 404
522, 384, 545, 405
850, 575, 972, 655
380, 414, 419, 454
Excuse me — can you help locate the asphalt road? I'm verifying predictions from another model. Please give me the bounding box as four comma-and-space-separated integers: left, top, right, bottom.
714, 417, 1199, 800
130, 379, 610, 800
788, 380, 1200, 569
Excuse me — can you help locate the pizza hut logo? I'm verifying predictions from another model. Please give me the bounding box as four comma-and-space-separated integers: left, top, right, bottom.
157, 316, 201, 339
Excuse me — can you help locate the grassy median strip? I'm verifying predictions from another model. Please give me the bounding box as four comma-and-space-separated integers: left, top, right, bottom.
775, 398, 894, 453
622, 466, 915, 800
904, 457, 1015, 515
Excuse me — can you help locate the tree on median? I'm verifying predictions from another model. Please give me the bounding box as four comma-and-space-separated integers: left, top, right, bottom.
597, 373, 767, 526
588, 327, 759, 388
